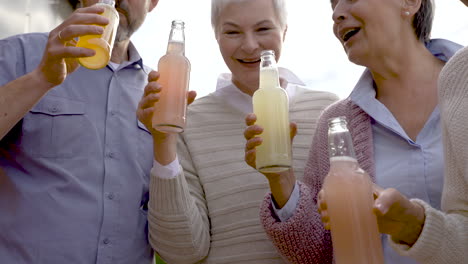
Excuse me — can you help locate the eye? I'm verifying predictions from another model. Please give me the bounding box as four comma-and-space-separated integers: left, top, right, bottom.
257, 27, 270, 32
224, 30, 239, 35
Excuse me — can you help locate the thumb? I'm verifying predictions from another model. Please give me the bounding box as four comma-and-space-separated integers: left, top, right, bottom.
290, 122, 297, 141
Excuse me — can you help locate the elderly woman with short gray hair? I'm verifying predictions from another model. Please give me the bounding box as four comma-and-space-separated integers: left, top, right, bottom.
139, 0, 338, 263
244, 0, 464, 263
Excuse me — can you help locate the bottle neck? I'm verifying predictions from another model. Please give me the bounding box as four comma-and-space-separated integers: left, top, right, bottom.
328, 118, 357, 160
167, 26, 185, 54
259, 54, 280, 89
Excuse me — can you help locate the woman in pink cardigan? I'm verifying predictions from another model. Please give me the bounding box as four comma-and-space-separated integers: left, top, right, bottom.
244, 0, 466, 263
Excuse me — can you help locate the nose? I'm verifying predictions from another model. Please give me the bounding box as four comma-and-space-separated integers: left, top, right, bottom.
332, 1, 347, 24
241, 32, 260, 54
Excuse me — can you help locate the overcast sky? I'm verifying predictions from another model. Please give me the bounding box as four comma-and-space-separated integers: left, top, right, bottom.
132, 0, 468, 99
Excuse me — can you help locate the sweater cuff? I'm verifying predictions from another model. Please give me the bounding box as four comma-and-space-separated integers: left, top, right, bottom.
389, 199, 445, 261
149, 165, 194, 214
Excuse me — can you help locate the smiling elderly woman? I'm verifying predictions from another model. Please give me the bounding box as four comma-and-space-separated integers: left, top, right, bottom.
243, 0, 464, 263
136, 0, 338, 263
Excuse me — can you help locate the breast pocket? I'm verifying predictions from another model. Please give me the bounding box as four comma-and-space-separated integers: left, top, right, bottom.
21, 96, 97, 158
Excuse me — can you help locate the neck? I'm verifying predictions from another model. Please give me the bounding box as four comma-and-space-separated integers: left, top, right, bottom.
110, 39, 131, 64
369, 39, 444, 100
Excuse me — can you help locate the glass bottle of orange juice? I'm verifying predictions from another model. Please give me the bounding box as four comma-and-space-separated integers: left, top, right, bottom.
252, 50, 291, 173
76, 0, 119, 70
323, 116, 384, 264
152, 20, 191, 133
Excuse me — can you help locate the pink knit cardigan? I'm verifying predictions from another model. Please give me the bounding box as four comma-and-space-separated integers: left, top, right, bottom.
260, 98, 376, 263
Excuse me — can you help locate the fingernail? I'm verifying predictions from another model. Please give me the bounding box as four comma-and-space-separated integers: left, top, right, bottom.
375, 203, 386, 214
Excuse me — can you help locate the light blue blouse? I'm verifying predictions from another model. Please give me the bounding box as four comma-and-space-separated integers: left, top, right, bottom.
348, 38, 461, 263
274, 38, 462, 264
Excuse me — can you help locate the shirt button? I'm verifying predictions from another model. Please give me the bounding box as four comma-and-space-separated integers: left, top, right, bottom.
107, 152, 115, 158
107, 192, 115, 200
110, 111, 116, 116
103, 238, 110, 245
50, 107, 59, 113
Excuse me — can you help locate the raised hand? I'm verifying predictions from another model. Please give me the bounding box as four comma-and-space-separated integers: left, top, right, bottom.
243, 113, 297, 208
243, 113, 297, 171
35, 5, 109, 87
373, 187, 425, 246
137, 70, 196, 165
318, 185, 425, 246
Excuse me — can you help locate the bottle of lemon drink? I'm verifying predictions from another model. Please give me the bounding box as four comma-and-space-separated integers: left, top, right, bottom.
76, 0, 119, 70
152, 20, 191, 133
253, 50, 291, 173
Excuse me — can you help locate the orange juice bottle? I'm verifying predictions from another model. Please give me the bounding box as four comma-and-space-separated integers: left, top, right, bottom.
76, 0, 119, 70
152, 20, 191, 133
323, 116, 384, 264
252, 50, 291, 173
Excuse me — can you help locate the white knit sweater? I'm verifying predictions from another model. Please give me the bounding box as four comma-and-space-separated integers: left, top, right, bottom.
390, 46, 468, 263
148, 85, 338, 264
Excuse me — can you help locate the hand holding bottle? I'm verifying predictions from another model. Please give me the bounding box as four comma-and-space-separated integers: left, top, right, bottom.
35, 5, 109, 88
373, 187, 426, 246
243, 113, 297, 208
244, 113, 297, 170
318, 184, 426, 246
137, 70, 196, 165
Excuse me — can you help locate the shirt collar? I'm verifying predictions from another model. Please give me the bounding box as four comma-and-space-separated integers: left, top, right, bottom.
213, 67, 304, 114
349, 38, 462, 111
215, 67, 305, 91
348, 38, 462, 140
109, 42, 148, 73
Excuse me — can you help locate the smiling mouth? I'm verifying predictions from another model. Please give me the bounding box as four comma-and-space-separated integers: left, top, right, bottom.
343, 28, 360, 42
238, 59, 261, 64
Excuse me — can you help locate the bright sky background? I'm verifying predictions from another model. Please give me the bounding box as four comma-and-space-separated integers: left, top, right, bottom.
132, 0, 468, 99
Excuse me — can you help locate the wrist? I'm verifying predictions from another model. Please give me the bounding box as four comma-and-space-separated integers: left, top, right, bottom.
267, 169, 296, 209
30, 69, 56, 92
153, 132, 177, 165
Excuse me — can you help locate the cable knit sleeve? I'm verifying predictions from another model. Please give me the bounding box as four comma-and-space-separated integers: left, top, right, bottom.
259, 102, 348, 263
148, 134, 210, 264
390, 46, 468, 263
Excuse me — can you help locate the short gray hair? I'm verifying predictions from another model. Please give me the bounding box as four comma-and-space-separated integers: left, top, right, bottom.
211, 0, 287, 34
412, 0, 434, 43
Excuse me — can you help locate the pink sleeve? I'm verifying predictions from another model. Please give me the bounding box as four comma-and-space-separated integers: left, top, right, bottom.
259, 182, 333, 263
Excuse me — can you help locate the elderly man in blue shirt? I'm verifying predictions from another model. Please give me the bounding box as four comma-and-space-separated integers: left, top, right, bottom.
0, 0, 169, 263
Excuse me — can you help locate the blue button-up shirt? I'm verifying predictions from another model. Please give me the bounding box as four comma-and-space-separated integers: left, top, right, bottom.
0, 33, 154, 263
350, 38, 462, 264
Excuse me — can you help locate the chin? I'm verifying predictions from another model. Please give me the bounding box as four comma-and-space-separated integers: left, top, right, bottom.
345, 50, 366, 67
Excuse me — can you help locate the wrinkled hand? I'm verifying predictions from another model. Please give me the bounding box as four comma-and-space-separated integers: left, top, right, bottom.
243, 113, 297, 208
317, 189, 330, 229
318, 185, 425, 246
136, 70, 196, 165
35, 5, 109, 87
243, 113, 297, 173
137, 70, 196, 136
373, 187, 425, 246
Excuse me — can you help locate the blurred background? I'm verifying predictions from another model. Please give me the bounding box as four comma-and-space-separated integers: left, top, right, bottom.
1, 0, 467, 99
